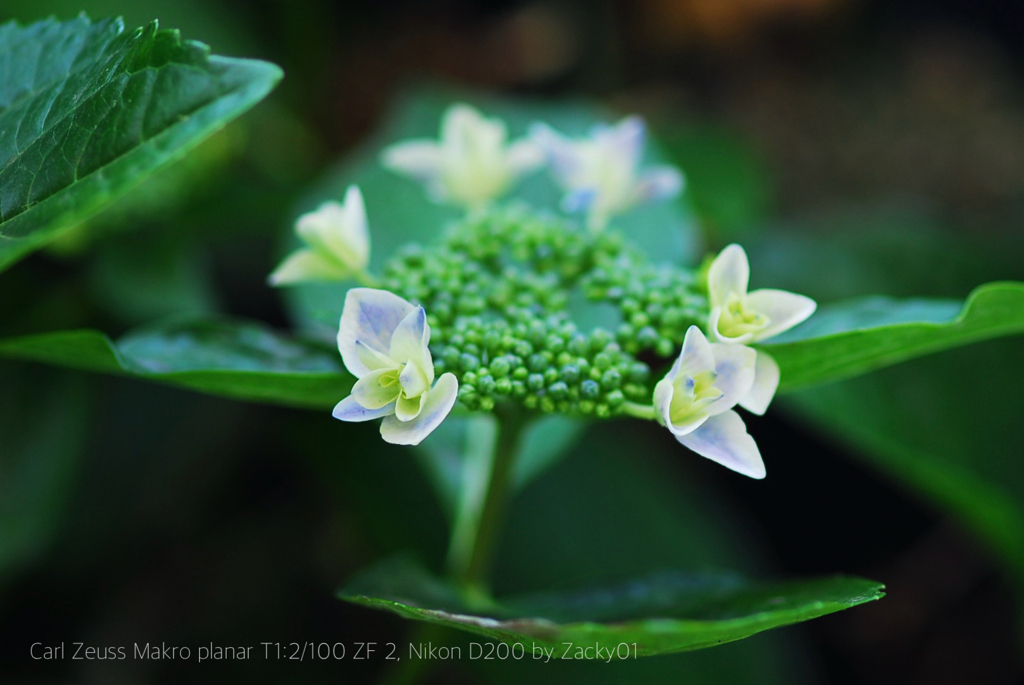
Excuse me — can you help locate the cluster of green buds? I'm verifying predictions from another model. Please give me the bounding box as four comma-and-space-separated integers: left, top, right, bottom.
271, 104, 816, 479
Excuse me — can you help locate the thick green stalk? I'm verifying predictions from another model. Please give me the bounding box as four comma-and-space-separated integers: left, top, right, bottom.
446, 406, 526, 599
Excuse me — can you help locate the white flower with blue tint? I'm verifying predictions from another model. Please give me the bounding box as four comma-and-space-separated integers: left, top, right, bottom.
381, 103, 543, 210
270, 186, 371, 286
706, 243, 817, 415
333, 288, 459, 445
653, 326, 765, 478
531, 115, 684, 231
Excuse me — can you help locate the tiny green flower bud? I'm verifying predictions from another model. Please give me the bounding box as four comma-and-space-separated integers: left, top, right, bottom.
527, 373, 545, 391
601, 368, 622, 389
548, 381, 569, 399
581, 379, 601, 400
560, 364, 580, 384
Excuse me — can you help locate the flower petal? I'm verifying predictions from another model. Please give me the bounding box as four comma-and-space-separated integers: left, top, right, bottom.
708, 305, 756, 345
355, 340, 399, 373
294, 193, 369, 273
678, 326, 716, 377
744, 289, 817, 341
338, 185, 370, 270
677, 409, 765, 479
600, 115, 645, 170
380, 373, 459, 445
739, 351, 780, 416
708, 244, 750, 309
388, 306, 432, 373
530, 123, 580, 185
268, 249, 346, 286
653, 378, 675, 427
561, 188, 598, 213
395, 393, 425, 422
705, 343, 757, 415
633, 166, 684, 204
506, 138, 544, 175
351, 368, 402, 409
332, 395, 396, 422
376, 138, 440, 197
338, 288, 415, 377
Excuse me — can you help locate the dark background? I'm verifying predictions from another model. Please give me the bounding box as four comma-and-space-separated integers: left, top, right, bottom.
0, 0, 1023, 683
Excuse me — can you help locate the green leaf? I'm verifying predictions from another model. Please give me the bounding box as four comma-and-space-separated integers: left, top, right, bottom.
765, 281, 1024, 390
0, 15, 281, 272
283, 86, 701, 337
0, 320, 350, 408
340, 557, 883, 657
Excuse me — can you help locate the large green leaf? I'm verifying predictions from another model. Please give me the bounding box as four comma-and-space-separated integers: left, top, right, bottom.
0, 320, 350, 408
282, 86, 702, 338
766, 281, 1024, 390
340, 557, 883, 657
0, 15, 281, 272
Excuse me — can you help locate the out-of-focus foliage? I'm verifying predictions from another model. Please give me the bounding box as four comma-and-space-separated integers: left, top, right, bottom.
0, 16, 280, 272
0, 365, 88, 580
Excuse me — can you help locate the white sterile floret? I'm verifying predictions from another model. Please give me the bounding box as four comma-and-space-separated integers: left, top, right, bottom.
270, 185, 370, 286
706, 243, 816, 416
653, 326, 765, 479
332, 288, 458, 445
530, 115, 684, 232
381, 103, 543, 210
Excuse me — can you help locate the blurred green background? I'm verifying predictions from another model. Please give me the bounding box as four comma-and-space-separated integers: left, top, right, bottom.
1, 0, 1022, 683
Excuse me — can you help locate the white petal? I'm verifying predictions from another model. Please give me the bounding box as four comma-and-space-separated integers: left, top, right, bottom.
705, 343, 757, 416
530, 123, 580, 186
633, 166, 684, 204
268, 249, 346, 286
561, 188, 597, 213
602, 116, 645, 170
506, 138, 544, 175
395, 393, 425, 422
708, 244, 750, 309
332, 395, 396, 422
678, 326, 716, 376
381, 140, 443, 185
351, 368, 402, 409
653, 378, 675, 427
339, 185, 370, 270
677, 409, 765, 479
380, 373, 459, 445
744, 289, 817, 341
355, 340, 399, 373
388, 306, 432, 375
740, 351, 780, 416
338, 288, 415, 377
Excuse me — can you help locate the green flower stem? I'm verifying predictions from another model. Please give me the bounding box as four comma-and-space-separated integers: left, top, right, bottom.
622, 400, 657, 421
446, 405, 526, 600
